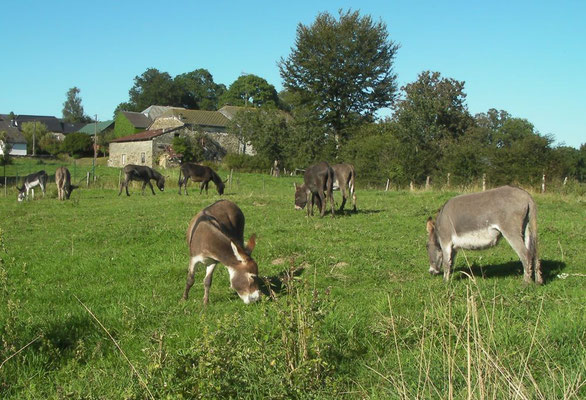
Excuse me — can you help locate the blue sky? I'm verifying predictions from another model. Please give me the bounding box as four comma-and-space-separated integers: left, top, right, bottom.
1, 0, 584, 148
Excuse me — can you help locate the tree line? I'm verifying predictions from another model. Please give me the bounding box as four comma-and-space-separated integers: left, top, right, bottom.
10, 9, 581, 188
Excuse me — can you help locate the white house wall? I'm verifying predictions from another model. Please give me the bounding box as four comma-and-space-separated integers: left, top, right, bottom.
1, 141, 27, 156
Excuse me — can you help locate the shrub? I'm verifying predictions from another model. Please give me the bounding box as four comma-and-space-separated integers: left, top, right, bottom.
222, 154, 271, 173
62, 133, 93, 158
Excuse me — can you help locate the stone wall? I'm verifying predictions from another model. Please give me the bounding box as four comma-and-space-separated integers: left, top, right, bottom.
108, 141, 153, 167
108, 125, 256, 168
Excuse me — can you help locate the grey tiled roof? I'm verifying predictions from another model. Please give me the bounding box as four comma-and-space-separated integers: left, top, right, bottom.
121, 111, 152, 129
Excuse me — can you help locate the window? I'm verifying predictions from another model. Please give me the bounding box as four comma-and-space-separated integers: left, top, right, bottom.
141, 152, 146, 164
121, 154, 126, 165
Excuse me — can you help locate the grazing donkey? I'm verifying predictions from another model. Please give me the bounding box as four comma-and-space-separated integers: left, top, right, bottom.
55, 167, 78, 200
294, 161, 335, 217
426, 185, 542, 284
17, 170, 48, 202
331, 163, 357, 212
118, 164, 165, 196
183, 200, 261, 305
178, 162, 226, 195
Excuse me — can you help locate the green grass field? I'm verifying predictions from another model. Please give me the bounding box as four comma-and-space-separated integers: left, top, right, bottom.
1, 160, 585, 399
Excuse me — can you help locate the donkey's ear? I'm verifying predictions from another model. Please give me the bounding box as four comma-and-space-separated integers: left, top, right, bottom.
426, 217, 435, 234
246, 234, 256, 254
231, 241, 246, 263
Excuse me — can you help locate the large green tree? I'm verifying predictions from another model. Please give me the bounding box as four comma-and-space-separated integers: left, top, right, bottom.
175, 69, 226, 110
279, 9, 400, 141
392, 71, 473, 183
219, 74, 280, 108
62, 87, 92, 123
227, 108, 288, 163
126, 68, 181, 112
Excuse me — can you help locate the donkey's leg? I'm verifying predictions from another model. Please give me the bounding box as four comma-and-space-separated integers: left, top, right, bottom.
183, 256, 200, 300
525, 224, 543, 285
534, 258, 543, 285
202, 263, 217, 305
118, 179, 125, 196
503, 232, 533, 284
148, 181, 156, 195
141, 181, 147, 195
338, 185, 347, 212
442, 246, 455, 281
318, 190, 326, 217
327, 187, 335, 217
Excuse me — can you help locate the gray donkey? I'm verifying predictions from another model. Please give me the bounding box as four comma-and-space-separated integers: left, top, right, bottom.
426, 186, 542, 284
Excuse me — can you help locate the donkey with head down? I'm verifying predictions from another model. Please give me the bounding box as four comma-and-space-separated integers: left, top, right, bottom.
294, 161, 335, 217
426, 185, 542, 284
55, 167, 78, 200
17, 170, 48, 202
118, 164, 165, 196
183, 200, 261, 305
178, 162, 226, 195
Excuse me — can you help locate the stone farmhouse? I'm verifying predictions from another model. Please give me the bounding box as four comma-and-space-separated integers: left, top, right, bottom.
108, 105, 256, 168
108, 126, 188, 168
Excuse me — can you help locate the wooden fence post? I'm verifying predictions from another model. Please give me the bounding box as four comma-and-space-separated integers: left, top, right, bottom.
410, 181, 414, 192
86, 172, 90, 187
425, 176, 430, 190
385, 178, 390, 192
482, 174, 486, 191
229, 169, 233, 189
563, 176, 568, 186
447, 173, 450, 188
541, 173, 546, 193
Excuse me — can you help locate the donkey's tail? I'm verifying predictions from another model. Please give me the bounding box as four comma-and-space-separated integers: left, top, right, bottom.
526, 198, 542, 284
349, 165, 357, 211
326, 167, 335, 215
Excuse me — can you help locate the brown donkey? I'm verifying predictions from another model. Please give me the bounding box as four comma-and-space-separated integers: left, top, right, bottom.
55, 167, 78, 200
183, 200, 261, 305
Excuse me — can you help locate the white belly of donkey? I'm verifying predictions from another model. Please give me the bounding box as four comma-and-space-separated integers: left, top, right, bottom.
451, 226, 501, 250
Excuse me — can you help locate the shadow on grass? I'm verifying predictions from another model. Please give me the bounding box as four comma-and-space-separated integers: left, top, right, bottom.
456, 259, 566, 284
334, 208, 383, 217
258, 265, 305, 298
25, 313, 111, 365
